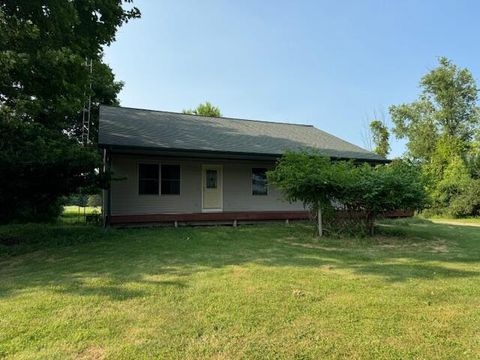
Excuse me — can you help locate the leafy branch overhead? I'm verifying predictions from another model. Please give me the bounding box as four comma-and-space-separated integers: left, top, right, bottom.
0, 1, 140, 222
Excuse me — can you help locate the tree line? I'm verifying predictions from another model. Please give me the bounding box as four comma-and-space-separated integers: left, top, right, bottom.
369, 57, 480, 217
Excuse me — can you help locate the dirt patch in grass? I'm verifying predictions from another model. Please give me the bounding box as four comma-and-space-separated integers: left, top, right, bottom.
375, 236, 451, 253
78, 346, 105, 360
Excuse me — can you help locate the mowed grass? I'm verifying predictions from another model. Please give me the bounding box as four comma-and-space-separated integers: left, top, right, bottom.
61, 206, 101, 224
0, 220, 480, 359
429, 217, 480, 227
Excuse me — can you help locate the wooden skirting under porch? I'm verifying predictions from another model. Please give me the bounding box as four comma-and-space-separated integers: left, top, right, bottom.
109, 211, 310, 225
108, 209, 413, 226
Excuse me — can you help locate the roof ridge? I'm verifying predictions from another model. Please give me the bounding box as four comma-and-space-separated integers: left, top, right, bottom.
100, 105, 315, 128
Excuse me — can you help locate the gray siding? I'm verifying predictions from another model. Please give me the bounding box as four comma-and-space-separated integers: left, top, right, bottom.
110, 154, 304, 215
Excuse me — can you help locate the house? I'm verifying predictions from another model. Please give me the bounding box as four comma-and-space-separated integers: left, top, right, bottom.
98, 105, 386, 226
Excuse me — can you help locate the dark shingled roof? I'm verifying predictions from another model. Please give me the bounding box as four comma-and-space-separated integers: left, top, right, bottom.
98, 105, 386, 162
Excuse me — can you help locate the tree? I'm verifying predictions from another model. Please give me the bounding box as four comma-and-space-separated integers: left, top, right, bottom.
0, 1, 140, 222
369, 120, 390, 158
464, 130, 480, 179
268, 151, 426, 236
390, 57, 479, 162
449, 179, 480, 217
183, 102, 222, 117
389, 57, 480, 217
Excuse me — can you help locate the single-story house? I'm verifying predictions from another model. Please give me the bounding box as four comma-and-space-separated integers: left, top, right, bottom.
98, 105, 386, 226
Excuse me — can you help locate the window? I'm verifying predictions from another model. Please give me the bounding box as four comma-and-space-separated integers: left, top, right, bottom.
161, 164, 180, 195
139, 164, 159, 195
252, 168, 268, 195
206, 169, 217, 189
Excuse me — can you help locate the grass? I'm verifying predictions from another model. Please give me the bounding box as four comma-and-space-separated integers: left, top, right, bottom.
0, 220, 479, 359
61, 206, 101, 224
428, 217, 480, 226
416, 213, 480, 226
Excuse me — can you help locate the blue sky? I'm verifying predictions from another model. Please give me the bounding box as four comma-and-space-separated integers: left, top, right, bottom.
104, 0, 480, 157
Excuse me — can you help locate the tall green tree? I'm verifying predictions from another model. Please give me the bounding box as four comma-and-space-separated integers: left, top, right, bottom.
183, 102, 222, 117
369, 120, 390, 158
390, 57, 479, 162
389, 57, 480, 216
0, 1, 140, 222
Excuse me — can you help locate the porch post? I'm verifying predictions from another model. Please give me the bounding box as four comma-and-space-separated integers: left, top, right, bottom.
102, 149, 112, 228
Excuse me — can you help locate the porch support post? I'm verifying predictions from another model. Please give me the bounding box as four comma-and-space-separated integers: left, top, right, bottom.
102, 148, 112, 228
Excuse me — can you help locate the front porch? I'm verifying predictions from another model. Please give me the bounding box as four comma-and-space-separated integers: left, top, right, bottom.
108, 210, 310, 226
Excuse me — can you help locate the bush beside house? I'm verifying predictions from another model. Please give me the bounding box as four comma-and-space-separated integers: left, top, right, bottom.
268, 151, 426, 236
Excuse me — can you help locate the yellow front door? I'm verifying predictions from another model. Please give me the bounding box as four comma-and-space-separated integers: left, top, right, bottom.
202, 165, 223, 211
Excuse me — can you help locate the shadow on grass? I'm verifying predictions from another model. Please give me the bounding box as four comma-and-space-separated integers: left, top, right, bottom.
0, 220, 479, 300
51, 279, 186, 300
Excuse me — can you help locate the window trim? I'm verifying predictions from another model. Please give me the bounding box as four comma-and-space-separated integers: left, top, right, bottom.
160, 164, 181, 196
251, 167, 268, 196
137, 162, 160, 196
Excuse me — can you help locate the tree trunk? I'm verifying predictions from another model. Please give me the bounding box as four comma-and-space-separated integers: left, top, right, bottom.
317, 203, 323, 237
367, 212, 375, 236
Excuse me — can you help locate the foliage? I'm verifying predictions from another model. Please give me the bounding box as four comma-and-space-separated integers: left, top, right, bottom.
464, 133, 480, 179
0, 1, 140, 222
87, 194, 102, 207
0, 121, 101, 222
65, 194, 88, 207
268, 151, 426, 235
183, 101, 222, 117
390, 57, 480, 217
369, 119, 390, 157
390, 57, 479, 162
448, 179, 480, 217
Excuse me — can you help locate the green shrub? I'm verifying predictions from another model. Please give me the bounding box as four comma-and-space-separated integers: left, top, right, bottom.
448, 180, 480, 217
0, 223, 107, 256
268, 151, 426, 236
0, 121, 102, 223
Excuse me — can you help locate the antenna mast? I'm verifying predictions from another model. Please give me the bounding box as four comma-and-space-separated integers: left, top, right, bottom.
81, 59, 93, 145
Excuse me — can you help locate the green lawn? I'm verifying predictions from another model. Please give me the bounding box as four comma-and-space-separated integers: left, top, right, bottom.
1, 220, 479, 359
61, 206, 101, 224
429, 217, 480, 227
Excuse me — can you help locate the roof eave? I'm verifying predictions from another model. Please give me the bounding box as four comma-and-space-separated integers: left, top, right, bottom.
98, 143, 388, 163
